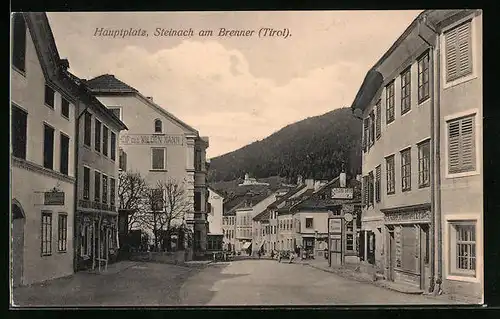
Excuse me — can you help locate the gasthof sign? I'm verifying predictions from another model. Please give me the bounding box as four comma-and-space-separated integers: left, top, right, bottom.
331, 188, 353, 199
329, 218, 342, 233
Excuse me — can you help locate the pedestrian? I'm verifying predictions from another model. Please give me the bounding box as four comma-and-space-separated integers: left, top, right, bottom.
289, 250, 295, 264
271, 250, 275, 259
278, 251, 282, 263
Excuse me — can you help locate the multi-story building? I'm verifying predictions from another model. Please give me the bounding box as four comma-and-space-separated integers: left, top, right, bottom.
207, 187, 224, 252
351, 9, 482, 302
222, 205, 237, 252
11, 12, 78, 285
85, 74, 210, 259
67, 72, 128, 271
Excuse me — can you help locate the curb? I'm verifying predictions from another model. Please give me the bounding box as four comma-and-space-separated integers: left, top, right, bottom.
302, 262, 425, 295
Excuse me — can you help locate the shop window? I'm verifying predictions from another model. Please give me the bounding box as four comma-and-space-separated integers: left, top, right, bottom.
58, 213, 68, 252
41, 211, 52, 256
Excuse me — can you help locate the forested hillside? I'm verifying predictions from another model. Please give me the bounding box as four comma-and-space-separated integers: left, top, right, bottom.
208, 107, 362, 183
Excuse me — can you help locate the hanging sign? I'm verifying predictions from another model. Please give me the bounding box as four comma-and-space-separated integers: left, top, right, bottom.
44, 191, 65, 205
329, 218, 342, 233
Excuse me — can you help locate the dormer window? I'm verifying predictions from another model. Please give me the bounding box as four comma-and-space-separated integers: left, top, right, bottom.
154, 119, 162, 133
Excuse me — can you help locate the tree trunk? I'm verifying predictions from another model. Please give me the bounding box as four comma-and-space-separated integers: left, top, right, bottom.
153, 213, 158, 252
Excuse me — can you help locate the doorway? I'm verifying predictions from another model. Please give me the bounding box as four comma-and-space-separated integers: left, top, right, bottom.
388, 228, 395, 282
11, 201, 25, 287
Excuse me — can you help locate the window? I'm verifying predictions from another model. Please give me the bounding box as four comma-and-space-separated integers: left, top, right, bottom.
80, 225, 92, 257
103, 126, 109, 157
418, 51, 430, 102
83, 167, 90, 200
363, 118, 369, 152
110, 132, 116, 161
401, 68, 411, 114
375, 165, 381, 203
194, 191, 202, 211
376, 100, 381, 139
61, 97, 70, 118
12, 13, 26, 72
58, 214, 68, 252
449, 221, 476, 276
45, 85, 55, 108
154, 119, 162, 133
119, 148, 127, 171
59, 133, 70, 175
418, 140, 430, 188
108, 107, 122, 120
305, 218, 313, 229
369, 111, 375, 146
94, 119, 101, 152
368, 171, 374, 206
445, 21, 472, 83
345, 220, 355, 252
11, 104, 27, 159
195, 149, 202, 171
102, 175, 108, 204
110, 178, 116, 207
385, 81, 395, 124
151, 147, 166, 170
447, 115, 476, 174
84, 112, 92, 147
43, 124, 55, 169
386, 155, 395, 194
401, 148, 411, 192
151, 188, 163, 211
41, 212, 52, 256
95, 171, 101, 202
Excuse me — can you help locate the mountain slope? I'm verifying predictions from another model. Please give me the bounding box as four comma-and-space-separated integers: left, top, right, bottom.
208, 107, 362, 183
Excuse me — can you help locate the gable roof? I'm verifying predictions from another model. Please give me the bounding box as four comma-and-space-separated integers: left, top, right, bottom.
86, 74, 199, 135
208, 187, 224, 198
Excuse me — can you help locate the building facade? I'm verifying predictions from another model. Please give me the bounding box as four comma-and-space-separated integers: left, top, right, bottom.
351, 9, 483, 302
70, 74, 127, 271
222, 212, 236, 252
207, 187, 224, 252
85, 74, 210, 259
11, 13, 78, 285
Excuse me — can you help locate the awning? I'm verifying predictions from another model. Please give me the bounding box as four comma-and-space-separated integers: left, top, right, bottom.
241, 242, 252, 250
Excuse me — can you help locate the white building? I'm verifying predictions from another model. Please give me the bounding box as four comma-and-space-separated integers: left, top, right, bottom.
11, 13, 79, 286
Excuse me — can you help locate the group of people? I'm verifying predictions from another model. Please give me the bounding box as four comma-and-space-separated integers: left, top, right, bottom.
267, 247, 301, 264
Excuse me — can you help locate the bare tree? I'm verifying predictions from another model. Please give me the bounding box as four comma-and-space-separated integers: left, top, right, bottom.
141, 178, 191, 252
118, 170, 148, 231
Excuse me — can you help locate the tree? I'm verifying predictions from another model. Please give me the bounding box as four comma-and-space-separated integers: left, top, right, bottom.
141, 178, 191, 252
118, 170, 148, 231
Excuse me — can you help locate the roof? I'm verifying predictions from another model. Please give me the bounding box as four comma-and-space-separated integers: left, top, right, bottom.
67, 72, 128, 131
208, 187, 224, 198
85, 74, 138, 93
277, 188, 315, 214
86, 74, 200, 135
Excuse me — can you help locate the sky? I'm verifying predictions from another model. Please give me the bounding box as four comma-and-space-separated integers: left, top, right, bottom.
48, 11, 421, 159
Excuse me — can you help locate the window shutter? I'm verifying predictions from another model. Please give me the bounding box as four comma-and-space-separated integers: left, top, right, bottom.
457, 21, 472, 77
461, 116, 475, 171
448, 121, 460, 173
376, 101, 381, 138
446, 21, 472, 82
363, 118, 369, 151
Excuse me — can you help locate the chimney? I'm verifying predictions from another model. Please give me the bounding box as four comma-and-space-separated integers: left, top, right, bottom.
60, 58, 70, 71
147, 96, 153, 102
305, 179, 314, 189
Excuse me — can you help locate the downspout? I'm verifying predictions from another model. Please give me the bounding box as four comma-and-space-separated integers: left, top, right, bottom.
418, 15, 442, 295
74, 88, 90, 273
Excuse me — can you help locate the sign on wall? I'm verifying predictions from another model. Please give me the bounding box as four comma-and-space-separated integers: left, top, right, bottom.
120, 134, 184, 146
331, 188, 353, 199
44, 191, 65, 205
384, 210, 431, 223
329, 218, 342, 233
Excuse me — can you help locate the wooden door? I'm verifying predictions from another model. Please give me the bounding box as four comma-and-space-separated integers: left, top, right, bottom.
389, 230, 395, 281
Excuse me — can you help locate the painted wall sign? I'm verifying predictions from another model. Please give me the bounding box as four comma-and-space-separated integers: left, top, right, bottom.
44, 192, 65, 205
329, 218, 342, 233
384, 210, 431, 223
331, 188, 353, 199
120, 134, 184, 146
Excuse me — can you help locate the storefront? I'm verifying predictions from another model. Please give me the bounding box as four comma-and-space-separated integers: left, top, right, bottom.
382, 204, 431, 290
75, 210, 118, 271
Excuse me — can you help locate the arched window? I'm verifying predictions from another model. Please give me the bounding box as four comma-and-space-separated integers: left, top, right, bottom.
154, 119, 162, 133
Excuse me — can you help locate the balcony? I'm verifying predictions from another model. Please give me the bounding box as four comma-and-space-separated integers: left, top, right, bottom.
78, 198, 117, 213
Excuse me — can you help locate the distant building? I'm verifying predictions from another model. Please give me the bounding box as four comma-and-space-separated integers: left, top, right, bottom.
238, 173, 270, 186
351, 9, 483, 302
85, 74, 210, 259
206, 187, 224, 252
11, 13, 79, 285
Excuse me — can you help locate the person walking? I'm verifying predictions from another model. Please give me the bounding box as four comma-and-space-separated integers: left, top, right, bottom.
289, 250, 295, 264
278, 251, 282, 263
257, 250, 261, 259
